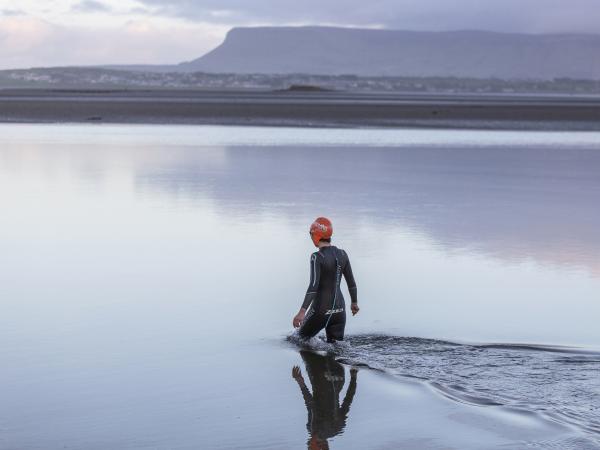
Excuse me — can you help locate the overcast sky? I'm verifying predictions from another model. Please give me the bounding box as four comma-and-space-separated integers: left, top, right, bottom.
1, 0, 599, 70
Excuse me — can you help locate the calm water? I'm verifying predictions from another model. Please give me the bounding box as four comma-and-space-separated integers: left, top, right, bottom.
1, 124, 599, 449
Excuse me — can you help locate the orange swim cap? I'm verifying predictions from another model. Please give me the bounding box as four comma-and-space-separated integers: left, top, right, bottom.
309, 217, 333, 247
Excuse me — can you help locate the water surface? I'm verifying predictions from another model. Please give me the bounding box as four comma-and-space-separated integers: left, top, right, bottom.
1, 124, 599, 449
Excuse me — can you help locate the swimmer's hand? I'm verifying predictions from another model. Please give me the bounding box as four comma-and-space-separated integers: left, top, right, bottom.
351, 303, 360, 316
293, 309, 306, 328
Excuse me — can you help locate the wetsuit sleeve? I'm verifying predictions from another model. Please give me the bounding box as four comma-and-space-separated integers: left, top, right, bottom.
342, 252, 358, 304
301, 253, 321, 310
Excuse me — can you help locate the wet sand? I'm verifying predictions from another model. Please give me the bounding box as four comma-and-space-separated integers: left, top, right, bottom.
1, 89, 600, 129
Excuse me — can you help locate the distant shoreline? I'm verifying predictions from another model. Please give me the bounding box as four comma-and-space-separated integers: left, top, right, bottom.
1, 89, 600, 130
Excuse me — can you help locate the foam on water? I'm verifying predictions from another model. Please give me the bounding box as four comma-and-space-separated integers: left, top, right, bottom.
287, 333, 600, 444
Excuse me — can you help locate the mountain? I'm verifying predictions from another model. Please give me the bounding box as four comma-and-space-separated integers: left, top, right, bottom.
177, 26, 600, 80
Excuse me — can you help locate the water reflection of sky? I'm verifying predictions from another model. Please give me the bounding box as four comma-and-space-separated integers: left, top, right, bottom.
1, 124, 599, 347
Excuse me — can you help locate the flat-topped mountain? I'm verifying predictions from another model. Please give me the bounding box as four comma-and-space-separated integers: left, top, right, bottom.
178, 26, 600, 79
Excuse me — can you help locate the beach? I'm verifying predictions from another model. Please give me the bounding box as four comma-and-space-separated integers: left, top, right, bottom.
1, 89, 600, 130
4, 0, 600, 447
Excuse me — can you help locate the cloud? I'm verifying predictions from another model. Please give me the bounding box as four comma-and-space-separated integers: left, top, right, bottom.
2, 0, 599, 69
1, 9, 24, 16
0, 16, 227, 69
71, 0, 111, 13
137, 0, 600, 33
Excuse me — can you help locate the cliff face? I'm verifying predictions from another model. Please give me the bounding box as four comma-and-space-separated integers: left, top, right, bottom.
177, 26, 600, 80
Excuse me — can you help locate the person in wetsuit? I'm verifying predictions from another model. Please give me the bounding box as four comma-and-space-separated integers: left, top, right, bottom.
292, 217, 359, 342
292, 350, 358, 450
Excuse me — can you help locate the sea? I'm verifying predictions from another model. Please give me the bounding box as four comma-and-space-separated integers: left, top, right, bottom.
1, 124, 599, 449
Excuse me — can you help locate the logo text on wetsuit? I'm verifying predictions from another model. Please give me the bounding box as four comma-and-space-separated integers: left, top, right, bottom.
325, 308, 344, 315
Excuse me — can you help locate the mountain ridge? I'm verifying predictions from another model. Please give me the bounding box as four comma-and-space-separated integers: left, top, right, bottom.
177, 26, 600, 80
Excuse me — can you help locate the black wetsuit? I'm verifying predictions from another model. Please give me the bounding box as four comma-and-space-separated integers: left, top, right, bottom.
299, 245, 357, 342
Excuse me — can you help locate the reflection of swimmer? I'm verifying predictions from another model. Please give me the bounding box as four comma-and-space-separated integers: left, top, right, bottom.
292, 351, 358, 450
292, 217, 359, 343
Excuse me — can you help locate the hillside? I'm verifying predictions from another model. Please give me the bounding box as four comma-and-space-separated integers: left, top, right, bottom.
177, 26, 600, 80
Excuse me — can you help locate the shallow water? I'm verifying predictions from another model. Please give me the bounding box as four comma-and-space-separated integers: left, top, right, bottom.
1, 124, 599, 449
327, 335, 600, 435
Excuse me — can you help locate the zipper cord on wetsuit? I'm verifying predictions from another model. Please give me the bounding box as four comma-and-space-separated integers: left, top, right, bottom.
325, 248, 342, 328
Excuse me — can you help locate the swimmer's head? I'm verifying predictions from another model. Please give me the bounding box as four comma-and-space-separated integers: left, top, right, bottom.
309, 217, 333, 248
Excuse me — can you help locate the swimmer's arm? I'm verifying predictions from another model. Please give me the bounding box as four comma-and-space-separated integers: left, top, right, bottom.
293, 254, 321, 327
301, 253, 321, 310
342, 253, 358, 306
